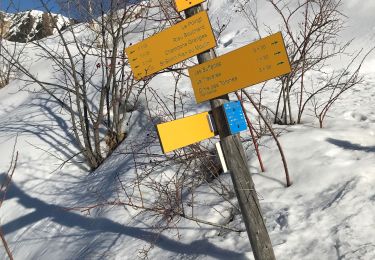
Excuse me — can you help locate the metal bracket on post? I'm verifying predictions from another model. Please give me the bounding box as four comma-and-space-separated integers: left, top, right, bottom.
215, 142, 228, 173
207, 112, 217, 134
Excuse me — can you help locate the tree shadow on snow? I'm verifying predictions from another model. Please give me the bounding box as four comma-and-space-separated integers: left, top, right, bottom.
326, 138, 375, 153
0, 95, 89, 171
1, 176, 247, 259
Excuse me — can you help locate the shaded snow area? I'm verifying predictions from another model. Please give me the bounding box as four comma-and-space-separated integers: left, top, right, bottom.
1, 0, 375, 259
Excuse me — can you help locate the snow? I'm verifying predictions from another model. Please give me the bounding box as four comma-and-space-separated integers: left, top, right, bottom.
1, 0, 375, 259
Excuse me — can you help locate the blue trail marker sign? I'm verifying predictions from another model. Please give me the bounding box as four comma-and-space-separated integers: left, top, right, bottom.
223, 101, 247, 135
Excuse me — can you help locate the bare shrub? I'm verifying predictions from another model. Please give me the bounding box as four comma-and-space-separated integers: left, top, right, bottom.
0, 1, 164, 170
236, 0, 373, 126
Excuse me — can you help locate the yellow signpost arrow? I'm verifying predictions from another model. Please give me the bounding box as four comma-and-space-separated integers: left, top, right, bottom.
175, 0, 206, 12
188, 32, 291, 103
156, 112, 215, 153
125, 11, 216, 80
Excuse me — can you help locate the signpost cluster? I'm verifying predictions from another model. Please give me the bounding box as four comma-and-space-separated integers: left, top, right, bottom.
125, 1, 291, 259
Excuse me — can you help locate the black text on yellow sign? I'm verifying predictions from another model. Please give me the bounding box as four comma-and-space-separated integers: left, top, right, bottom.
188, 32, 291, 103
125, 11, 216, 80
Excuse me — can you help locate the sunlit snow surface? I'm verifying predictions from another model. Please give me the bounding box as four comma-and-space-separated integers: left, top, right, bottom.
1, 0, 375, 259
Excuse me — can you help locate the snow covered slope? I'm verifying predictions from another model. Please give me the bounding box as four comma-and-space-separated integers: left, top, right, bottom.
1, 0, 375, 259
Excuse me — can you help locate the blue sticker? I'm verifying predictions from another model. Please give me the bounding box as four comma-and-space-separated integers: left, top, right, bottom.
223, 101, 247, 135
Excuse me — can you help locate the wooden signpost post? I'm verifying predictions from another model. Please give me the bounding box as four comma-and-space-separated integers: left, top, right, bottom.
185, 5, 278, 259
126, 1, 292, 259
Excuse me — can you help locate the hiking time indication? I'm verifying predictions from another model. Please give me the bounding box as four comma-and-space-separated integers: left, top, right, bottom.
125, 11, 216, 80
188, 32, 291, 103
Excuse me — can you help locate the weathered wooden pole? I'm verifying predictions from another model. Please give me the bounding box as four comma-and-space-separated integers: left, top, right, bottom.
185, 5, 276, 260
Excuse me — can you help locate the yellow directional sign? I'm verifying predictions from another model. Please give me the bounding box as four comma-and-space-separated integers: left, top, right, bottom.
125, 11, 216, 80
175, 0, 206, 12
188, 32, 291, 103
156, 112, 215, 153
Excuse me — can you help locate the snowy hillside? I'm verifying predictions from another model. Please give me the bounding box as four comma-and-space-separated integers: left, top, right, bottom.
1, 1, 375, 260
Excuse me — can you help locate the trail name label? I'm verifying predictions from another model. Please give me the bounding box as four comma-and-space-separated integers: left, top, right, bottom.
188, 32, 291, 103
126, 11, 216, 80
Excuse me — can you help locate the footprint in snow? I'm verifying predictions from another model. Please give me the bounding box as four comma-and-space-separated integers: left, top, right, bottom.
218, 29, 245, 48
275, 208, 289, 230
351, 112, 368, 122
343, 111, 368, 122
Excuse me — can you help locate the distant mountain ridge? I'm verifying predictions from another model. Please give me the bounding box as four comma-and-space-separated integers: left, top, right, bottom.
0, 10, 75, 43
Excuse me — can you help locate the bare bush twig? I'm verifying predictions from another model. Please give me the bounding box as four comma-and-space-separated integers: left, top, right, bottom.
241, 90, 291, 187
0, 136, 18, 260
